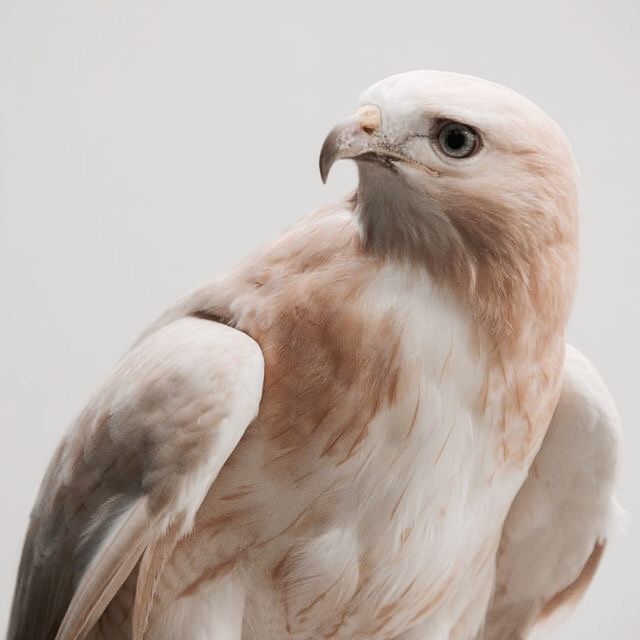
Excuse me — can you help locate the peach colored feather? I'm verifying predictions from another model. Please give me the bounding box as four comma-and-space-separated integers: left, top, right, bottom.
7, 71, 621, 640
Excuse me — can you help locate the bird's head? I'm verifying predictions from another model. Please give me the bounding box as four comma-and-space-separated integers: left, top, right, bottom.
320, 70, 580, 339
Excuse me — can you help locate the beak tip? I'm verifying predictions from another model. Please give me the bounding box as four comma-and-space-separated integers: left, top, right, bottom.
319, 142, 334, 185
319, 108, 375, 185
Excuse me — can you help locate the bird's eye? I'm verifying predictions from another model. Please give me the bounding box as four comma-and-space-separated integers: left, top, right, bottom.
436, 122, 480, 159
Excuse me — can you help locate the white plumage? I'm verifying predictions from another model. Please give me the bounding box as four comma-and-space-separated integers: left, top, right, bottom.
8, 71, 622, 640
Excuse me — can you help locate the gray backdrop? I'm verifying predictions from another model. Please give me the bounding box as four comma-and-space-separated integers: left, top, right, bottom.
1, 1, 638, 637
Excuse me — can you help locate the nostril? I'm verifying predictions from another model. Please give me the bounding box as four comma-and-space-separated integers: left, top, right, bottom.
356, 105, 381, 135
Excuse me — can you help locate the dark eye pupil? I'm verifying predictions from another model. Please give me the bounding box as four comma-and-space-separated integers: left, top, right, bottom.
437, 122, 479, 158
446, 129, 466, 150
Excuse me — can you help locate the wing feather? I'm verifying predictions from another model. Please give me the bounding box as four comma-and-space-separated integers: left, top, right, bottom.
131, 523, 181, 640
482, 344, 622, 640
55, 500, 151, 640
8, 316, 264, 640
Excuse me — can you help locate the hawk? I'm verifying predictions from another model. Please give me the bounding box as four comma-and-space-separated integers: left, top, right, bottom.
8, 71, 622, 640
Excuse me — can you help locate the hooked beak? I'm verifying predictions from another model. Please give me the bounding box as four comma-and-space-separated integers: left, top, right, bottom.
319, 105, 383, 183
319, 105, 438, 183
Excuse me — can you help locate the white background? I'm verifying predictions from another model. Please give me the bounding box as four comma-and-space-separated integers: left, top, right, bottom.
1, 1, 638, 637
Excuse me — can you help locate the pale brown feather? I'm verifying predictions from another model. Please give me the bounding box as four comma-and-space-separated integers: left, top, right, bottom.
56, 500, 151, 640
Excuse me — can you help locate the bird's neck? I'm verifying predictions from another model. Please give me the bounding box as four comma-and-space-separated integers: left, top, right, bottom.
354, 169, 579, 350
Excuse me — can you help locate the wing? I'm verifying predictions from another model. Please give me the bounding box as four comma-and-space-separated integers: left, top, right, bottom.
482, 345, 623, 640
7, 316, 264, 640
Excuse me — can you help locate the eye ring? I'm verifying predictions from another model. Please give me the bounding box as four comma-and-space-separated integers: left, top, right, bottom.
436, 121, 480, 159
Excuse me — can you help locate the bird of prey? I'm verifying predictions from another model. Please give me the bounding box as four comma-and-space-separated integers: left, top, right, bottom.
8, 71, 622, 640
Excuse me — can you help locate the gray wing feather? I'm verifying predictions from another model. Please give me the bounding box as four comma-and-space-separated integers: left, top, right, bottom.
8, 403, 139, 640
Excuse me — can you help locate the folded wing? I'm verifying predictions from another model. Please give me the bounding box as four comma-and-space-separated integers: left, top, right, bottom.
7, 317, 264, 640
482, 345, 623, 639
